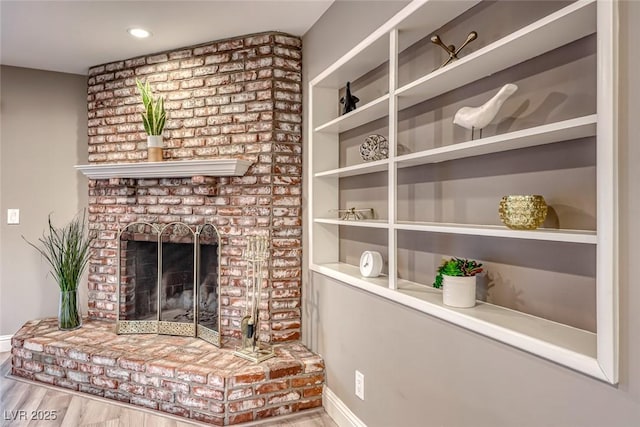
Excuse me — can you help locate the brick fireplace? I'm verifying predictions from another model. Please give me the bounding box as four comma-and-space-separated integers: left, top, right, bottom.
11, 32, 324, 426
85, 31, 303, 344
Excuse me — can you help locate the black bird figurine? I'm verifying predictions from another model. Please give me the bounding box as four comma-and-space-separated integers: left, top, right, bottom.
340, 81, 359, 115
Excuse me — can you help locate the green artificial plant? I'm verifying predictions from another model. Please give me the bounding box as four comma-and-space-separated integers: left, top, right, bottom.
432, 257, 483, 289
136, 78, 166, 136
24, 211, 93, 329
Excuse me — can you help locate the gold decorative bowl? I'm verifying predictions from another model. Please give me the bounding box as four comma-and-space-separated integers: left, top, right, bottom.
498, 195, 548, 230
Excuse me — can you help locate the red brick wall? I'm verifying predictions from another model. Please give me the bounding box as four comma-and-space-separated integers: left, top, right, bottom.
86, 32, 302, 343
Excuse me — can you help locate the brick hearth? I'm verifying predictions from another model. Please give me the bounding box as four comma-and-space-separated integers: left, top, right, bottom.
11, 319, 324, 425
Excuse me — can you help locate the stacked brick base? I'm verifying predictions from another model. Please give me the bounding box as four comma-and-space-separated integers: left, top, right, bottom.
10, 319, 324, 425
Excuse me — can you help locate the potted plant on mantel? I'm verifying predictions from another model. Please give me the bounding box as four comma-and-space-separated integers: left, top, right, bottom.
136, 78, 166, 162
24, 212, 94, 330
433, 257, 483, 308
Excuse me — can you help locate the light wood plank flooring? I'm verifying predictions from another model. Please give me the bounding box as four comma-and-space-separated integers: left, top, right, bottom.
0, 353, 337, 427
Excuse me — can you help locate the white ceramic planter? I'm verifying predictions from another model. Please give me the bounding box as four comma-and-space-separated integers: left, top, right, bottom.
147, 135, 163, 147
442, 275, 477, 308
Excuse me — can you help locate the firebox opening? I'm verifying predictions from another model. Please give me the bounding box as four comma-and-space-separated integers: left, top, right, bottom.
118, 222, 220, 341
161, 242, 195, 323
126, 240, 158, 321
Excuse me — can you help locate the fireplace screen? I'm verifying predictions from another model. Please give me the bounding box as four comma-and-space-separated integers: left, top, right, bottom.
116, 221, 221, 346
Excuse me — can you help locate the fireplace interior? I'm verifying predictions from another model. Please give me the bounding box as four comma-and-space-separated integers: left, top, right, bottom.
124, 241, 157, 320
118, 222, 220, 341
123, 240, 219, 324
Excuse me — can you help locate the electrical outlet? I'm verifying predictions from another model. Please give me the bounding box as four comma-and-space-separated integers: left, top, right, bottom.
355, 370, 364, 400
7, 209, 19, 225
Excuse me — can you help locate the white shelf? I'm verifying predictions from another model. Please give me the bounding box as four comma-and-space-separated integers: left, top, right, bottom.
315, 115, 596, 179
396, 0, 596, 110
315, 158, 389, 178
312, 262, 389, 290
75, 159, 253, 179
396, 115, 597, 167
311, 262, 603, 379
394, 281, 600, 375
311, 0, 480, 89
312, 32, 390, 90
314, 94, 389, 134
395, 1, 482, 52
395, 221, 597, 244
315, 218, 390, 229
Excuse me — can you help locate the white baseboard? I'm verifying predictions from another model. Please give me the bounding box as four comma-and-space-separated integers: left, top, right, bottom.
0, 335, 12, 353
323, 386, 367, 427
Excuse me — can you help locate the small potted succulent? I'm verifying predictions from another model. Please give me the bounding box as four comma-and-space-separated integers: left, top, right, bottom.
136, 78, 166, 162
433, 257, 483, 308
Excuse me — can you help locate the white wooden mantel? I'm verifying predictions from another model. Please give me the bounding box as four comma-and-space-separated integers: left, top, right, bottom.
75, 159, 253, 179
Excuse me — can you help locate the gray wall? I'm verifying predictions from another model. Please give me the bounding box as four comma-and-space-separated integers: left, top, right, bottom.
302, 1, 640, 426
0, 65, 88, 336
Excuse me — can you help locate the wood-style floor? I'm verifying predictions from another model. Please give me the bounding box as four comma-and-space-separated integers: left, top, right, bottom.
0, 353, 337, 427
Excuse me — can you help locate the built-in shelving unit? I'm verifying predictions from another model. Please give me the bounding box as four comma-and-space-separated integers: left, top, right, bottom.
308, 0, 618, 383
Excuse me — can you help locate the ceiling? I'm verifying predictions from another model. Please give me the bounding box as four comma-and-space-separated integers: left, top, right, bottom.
0, 0, 334, 76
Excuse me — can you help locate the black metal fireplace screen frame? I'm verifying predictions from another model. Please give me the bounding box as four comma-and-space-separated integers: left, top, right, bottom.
116, 221, 221, 347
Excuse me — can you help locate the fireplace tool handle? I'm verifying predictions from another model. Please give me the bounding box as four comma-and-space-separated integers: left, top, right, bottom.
254, 241, 267, 350
236, 235, 274, 362
242, 239, 255, 346
243, 237, 265, 345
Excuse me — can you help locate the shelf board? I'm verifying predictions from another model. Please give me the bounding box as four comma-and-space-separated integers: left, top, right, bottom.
313, 114, 597, 178
315, 158, 389, 178
314, 94, 389, 134
311, 262, 604, 381
394, 280, 598, 370
314, 218, 390, 229
312, 262, 390, 290
75, 159, 253, 179
312, 32, 390, 90
394, 221, 597, 244
396, 1, 481, 52
396, 0, 596, 110
396, 115, 596, 167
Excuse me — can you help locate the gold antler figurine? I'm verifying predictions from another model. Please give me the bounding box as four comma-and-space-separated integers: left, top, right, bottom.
431, 31, 478, 69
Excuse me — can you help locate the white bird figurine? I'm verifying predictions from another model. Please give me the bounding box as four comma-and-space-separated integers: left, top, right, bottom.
453, 83, 518, 140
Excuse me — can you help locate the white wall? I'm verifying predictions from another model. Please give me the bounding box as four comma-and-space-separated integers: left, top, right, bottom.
0, 65, 88, 336
302, 1, 640, 426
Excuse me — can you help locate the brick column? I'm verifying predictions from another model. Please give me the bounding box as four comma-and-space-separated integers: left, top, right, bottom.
86, 32, 302, 343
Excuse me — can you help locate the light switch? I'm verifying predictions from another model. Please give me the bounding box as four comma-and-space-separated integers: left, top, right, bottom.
7, 209, 20, 225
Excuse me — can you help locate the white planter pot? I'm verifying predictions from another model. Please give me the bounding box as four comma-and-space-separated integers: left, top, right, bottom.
147, 135, 164, 148
442, 275, 477, 308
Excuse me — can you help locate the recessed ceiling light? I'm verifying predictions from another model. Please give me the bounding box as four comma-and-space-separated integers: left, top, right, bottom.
127, 28, 151, 38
